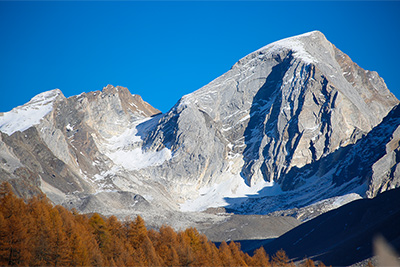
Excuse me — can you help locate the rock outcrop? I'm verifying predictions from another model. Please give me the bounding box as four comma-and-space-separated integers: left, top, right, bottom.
142, 31, 398, 204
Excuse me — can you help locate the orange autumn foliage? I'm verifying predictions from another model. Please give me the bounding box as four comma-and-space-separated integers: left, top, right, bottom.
0, 182, 322, 266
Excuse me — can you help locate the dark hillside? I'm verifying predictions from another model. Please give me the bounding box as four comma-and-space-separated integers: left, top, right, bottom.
259, 187, 400, 266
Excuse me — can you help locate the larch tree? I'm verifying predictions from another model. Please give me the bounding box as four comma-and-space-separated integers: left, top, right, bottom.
272, 249, 295, 267
252, 246, 271, 267
0, 182, 31, 266
228, 241, 248, 267
218, 241, 237, 267
127, 215, 148, 250
0, 181, 327, 267
48, 208, 70, 266
89, 213, 111, 253
28, 194, 55, 266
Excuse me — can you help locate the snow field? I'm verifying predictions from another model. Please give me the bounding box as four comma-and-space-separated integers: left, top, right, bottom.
0, 89, 62, 135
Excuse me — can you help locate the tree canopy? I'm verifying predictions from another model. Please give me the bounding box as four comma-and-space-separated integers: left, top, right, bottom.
0, 182, 326, 267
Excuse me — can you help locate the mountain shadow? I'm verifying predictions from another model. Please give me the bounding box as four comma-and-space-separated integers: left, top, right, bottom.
224, 103, 400, 215
259, 186, 400, 266
240, 52, 294, 186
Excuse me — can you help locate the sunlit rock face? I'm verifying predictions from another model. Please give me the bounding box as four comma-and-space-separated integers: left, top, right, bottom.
144, 31, 398, 198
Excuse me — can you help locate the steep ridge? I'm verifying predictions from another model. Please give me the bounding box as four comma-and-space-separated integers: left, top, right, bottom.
283, 103, 400, 196
0, 31, 399, 233
225, 103, 400, 220
0, 86, 234, 231
144, 30, 398, 211
0, 86, 170, 210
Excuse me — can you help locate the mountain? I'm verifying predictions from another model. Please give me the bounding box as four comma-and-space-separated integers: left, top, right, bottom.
258, 187, 400, 266
0, 31, 399, 236
226, 102, 400, 221
143, 30, 399, 215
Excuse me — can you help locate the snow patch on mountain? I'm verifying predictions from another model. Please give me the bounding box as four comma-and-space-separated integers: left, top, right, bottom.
180, 174, 280, 212
97, 115, 172, 171
256, 31, 318, 64
0, 89, 62, 135
109, 147, 172, 171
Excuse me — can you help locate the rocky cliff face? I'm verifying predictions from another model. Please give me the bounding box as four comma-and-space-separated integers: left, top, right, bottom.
225, 102, 400, 219
0, 31, 399, 228
0, 86, 171, 212
143, 31, 398, 206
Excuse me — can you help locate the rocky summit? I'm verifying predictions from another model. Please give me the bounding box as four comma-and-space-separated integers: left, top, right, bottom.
0, 31, 399, 237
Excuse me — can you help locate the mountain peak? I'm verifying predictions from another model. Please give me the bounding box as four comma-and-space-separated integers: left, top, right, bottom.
102, 84, 127, 94
145, 30, 398, 211
31, 88, 64, 102
256, 30, 326, 64
0, 89, 65, 135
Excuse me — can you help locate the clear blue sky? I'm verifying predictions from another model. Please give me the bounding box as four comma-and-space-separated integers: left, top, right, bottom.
1, 1, 399, 113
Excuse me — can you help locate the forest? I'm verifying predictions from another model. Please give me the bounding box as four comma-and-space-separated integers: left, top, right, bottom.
0, 182, 326, 266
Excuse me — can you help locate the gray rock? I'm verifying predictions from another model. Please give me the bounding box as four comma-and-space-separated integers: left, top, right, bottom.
143, 31, 398, 200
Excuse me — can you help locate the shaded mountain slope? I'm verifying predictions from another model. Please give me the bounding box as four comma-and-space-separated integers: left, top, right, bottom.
259, 187, 400, 266
225, 103, 400, 220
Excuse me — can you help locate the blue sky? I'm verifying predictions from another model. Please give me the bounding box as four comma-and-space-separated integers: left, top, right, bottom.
1, 1, 399, 113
